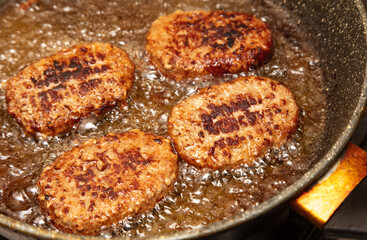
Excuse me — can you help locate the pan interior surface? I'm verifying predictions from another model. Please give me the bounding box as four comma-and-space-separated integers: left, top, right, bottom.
0, 0, 365, 239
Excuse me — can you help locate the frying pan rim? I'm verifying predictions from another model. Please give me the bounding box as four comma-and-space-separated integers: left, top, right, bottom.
0, 0, 366, 239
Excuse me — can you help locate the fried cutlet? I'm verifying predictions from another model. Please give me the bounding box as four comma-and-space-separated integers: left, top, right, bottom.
168, 76, 298, 169
37, 129, 178, 235
146, 10, 273, 81
6, 42, 135, 136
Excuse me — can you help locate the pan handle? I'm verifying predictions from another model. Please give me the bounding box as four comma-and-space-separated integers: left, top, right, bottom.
290, 142, 367, 238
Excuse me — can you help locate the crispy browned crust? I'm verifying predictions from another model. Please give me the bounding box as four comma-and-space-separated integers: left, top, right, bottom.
37, 129, 178, 235
168, 76, 299, 169
146, 10, 273, 81
6, 42, 135, 136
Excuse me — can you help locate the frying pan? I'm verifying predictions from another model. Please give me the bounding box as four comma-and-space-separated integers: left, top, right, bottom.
0, 0, 366, 239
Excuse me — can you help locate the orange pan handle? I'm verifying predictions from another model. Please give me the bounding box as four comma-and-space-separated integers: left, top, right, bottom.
290, 142, 367, 229
18, 0, 40, 11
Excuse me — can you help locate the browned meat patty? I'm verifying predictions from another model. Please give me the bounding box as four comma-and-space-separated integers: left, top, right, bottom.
37, 129, 178, 235
6, 42, 135, 136
146, 10, 273, 81
168, 76, 298, 169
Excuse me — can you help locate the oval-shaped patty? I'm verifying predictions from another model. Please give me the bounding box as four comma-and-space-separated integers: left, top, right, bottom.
6, 42, 135, 136
168, 76, 298, 169
37, 129, 178, 235
146, 10, 273, 81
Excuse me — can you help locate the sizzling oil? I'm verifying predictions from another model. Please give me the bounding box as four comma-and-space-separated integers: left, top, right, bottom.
0, 0, 327, 237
